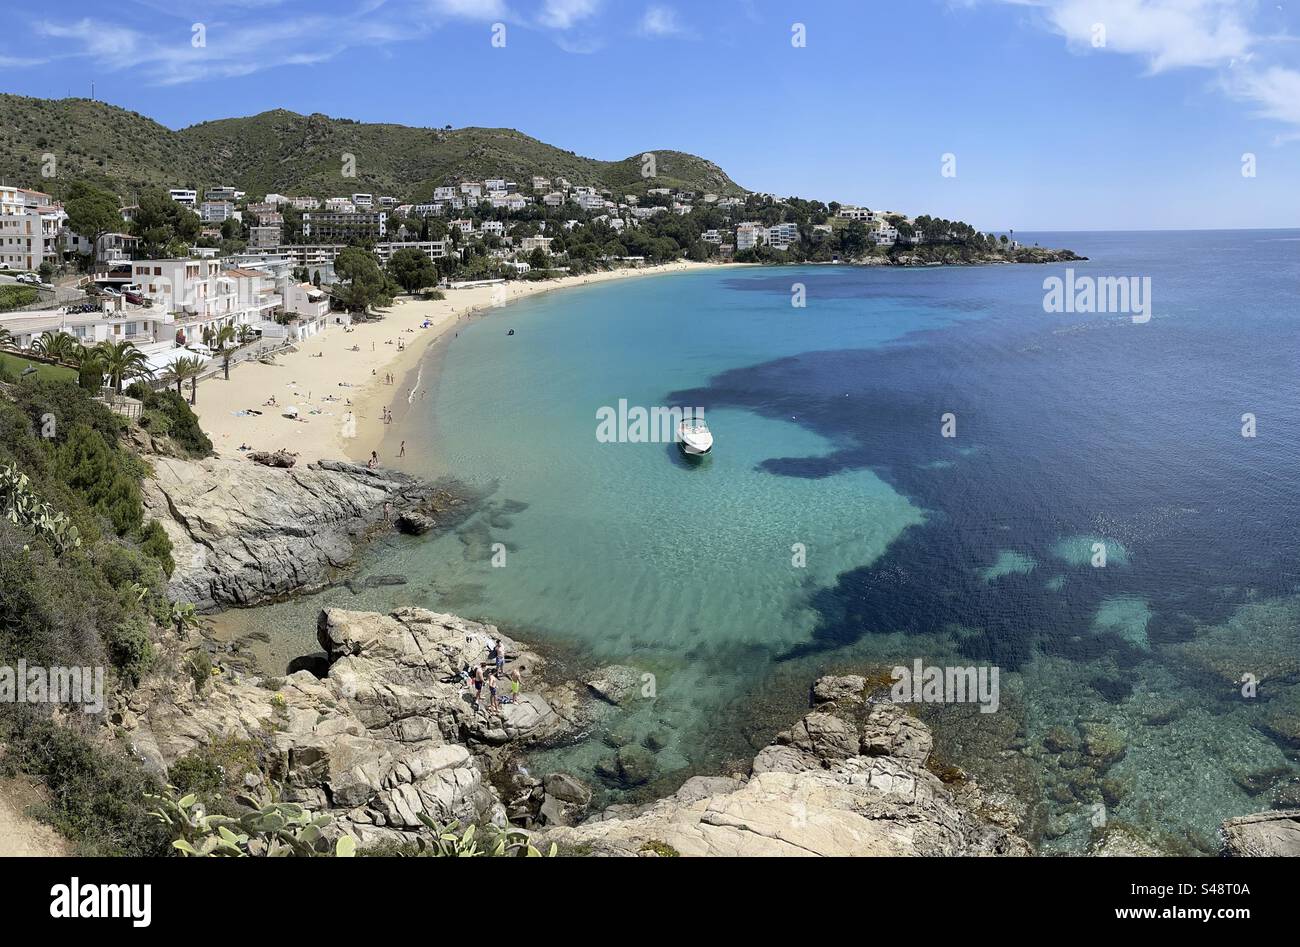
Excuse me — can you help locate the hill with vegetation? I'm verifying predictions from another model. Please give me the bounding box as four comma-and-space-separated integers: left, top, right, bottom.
0, 95, 747, 203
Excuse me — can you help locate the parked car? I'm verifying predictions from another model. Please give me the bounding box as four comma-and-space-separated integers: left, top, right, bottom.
124, 290, 144, 305
14, 273, 39, 285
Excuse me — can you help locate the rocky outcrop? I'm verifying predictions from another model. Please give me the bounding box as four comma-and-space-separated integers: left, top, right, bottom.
142, 455, 452, 610
539, 676, 1031, 857
1221, 809, 1300, 857
125, 607, 580, 848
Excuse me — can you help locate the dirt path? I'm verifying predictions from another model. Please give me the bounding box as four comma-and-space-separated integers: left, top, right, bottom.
0, 777, 70, 857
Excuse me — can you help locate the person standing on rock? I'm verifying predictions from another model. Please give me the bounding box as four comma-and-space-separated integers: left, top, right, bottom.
471, 664, 484, 708
509, 668, 521, 703
488, 670, 501, 712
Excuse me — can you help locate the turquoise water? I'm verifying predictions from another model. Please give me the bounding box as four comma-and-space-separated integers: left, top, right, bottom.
235, 234, 1300, 852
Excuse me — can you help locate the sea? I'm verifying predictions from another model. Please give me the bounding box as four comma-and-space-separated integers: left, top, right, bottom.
222, 231, 1300, 853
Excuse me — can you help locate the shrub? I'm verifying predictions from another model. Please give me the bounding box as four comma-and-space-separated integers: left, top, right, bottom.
106, 614, 155, 684
124, 385, 211, 457
0, 711, 170, 856
185, 649, 213, 692
138, 519, 174, 576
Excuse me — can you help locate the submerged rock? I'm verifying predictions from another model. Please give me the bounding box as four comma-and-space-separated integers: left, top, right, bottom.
586, 665, 644, 707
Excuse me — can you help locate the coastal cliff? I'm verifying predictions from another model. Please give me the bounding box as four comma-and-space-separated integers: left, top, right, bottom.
124, 607, 585, 848
126, 615, 1033, 855
141, 456, 457, 611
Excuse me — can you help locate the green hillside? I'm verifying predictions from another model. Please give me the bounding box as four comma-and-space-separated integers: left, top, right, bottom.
0, 95, 747, 203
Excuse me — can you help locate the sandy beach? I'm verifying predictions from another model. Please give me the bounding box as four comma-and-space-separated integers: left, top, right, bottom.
191, 261, 731, 465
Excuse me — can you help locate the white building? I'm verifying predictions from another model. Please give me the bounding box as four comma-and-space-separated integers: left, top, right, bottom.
351, 193, 374, 208
0, 185, 65, 272
169, 188, 198, 207
520, 236, 553, 253
290, 196, 321, 211
837, 205, 877, 222
736, 222, 767, 251
200, 201, 236, 223
206, 186, 243, 202
433, 186, 457, 201
767, 222, 799, 250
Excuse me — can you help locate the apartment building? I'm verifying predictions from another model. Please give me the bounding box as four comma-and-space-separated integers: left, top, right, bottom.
736, 222, 767, 251
0, 185, 65, 272
767, 222, 800, 250
200, 201, 237, 223
169, 188, 198, 207
249, 225, 282, 249
290, 196, 322, 211
302, 210, 387, 241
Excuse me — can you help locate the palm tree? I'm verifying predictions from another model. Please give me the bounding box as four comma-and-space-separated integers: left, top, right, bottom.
237, 324, 256, 345
95, 339, 152, 394
31, 330, 78, 363
163, 355, 203, 404
0, 326, 12, 350
215, 325, 237, 380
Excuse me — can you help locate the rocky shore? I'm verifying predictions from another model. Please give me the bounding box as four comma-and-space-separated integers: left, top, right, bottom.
121, 611, 1030, 854
142, 455, 465, 611
850, 246, 1086, 267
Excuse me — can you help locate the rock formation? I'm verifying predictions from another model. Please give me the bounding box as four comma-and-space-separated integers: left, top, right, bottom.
1220, 809, 1300, 857
125, 607, 580, 848
540, 676, 1031, 856
142, 456, 455, 610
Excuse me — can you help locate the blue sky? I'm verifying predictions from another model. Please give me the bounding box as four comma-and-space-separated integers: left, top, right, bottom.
3, 0, 1299, 230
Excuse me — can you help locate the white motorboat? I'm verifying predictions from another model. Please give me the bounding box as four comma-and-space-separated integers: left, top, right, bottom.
678, 416, 713, 456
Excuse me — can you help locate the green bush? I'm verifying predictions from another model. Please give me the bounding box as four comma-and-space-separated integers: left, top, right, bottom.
106, 613, 155, 684
0, 711, 170, 856
138, 519, 174, 576
0, 284, 37, 311
125, 385, 212, 457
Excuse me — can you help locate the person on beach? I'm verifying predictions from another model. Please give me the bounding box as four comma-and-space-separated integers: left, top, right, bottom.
399, 440, 406, 457
368, 450, 378, 469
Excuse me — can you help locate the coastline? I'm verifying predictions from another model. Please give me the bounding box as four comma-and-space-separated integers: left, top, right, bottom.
191, 260, 737, 465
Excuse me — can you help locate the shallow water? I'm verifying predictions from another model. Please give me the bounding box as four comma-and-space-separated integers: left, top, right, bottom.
229, 232, 1300, 851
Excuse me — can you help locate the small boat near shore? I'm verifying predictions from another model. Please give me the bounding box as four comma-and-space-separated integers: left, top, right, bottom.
678, 416, 713, 456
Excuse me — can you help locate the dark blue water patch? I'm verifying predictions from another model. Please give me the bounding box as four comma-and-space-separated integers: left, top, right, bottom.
669, 234, 1300, 670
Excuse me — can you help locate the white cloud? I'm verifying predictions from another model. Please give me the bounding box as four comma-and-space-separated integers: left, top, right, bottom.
638, 4, 684, 37
538, 0, 602, 30
36, 19, 142, 59
31, 4, 439, 86
1008, 0, 1253, 72
424, 0, 511, 20
990, 0, 1300, 131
